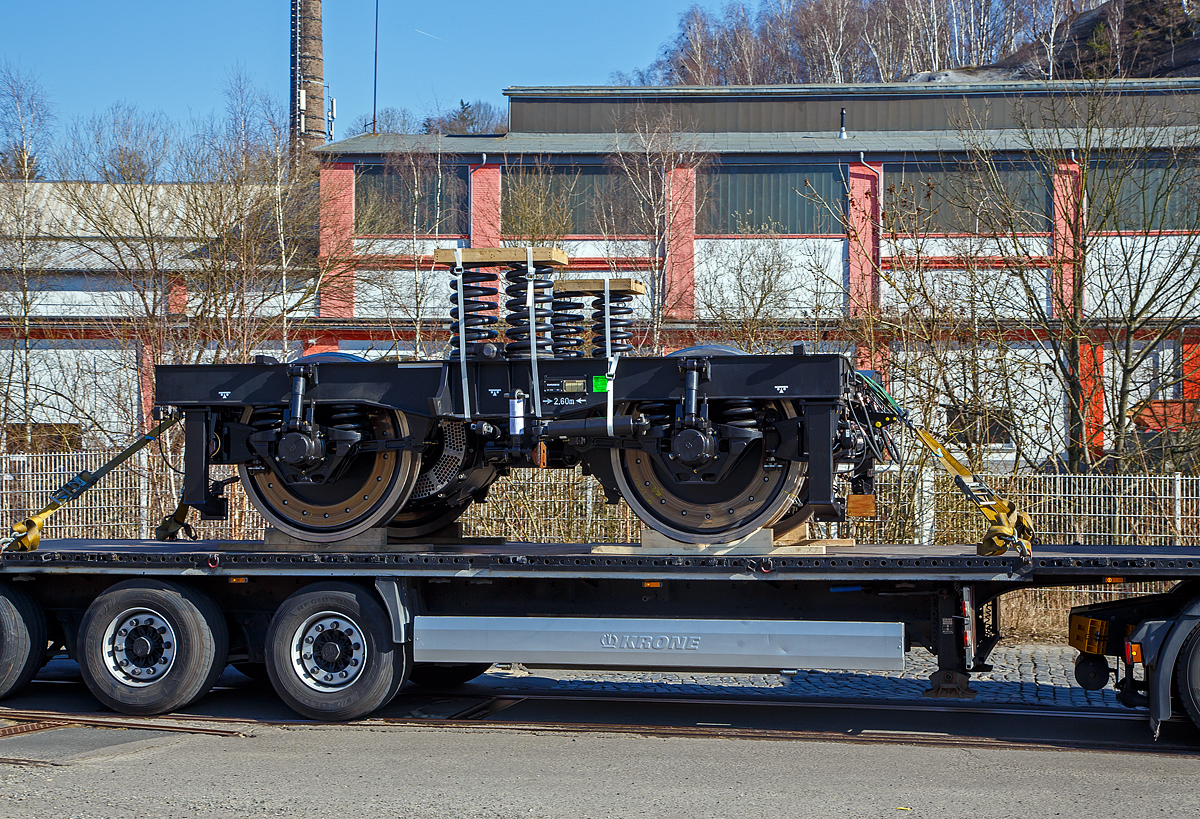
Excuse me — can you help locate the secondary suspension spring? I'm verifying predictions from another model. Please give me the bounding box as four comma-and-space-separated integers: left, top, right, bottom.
248, 408, 283, 431
719, 399, 758, 430
551, 295, 586, 358
504, 263, 554, 360
590, 291, 634, 358
448, 268, 499, 359
328, 404, 370, 434
637, 400, 675, 428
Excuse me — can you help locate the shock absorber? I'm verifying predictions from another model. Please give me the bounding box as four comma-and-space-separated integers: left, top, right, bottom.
448, 268, 499, 359
504, 262, 554, 360
551, 293, 585, 358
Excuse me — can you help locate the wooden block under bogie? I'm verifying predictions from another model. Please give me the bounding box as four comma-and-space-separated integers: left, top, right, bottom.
553, 278, 647, 296
846, 494, 877, 517
432, 247, 569, 268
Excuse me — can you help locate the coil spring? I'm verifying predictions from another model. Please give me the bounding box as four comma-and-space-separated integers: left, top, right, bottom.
249, 408, 283, 430
590, 292, 634, 358
637, 400, 675, 428
551, 296, 585, 358
504, 264, 554, 360
328, 404, 370, 434
719, 399, 758, 430
448, 268, 499, 359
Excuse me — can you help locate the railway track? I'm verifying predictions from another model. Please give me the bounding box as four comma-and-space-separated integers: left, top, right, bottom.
2, 689, 1197, 760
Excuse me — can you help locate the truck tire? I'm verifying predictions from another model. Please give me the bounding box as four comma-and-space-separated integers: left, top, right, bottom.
77, 580, 228, 716
265, 582, 409, 721
409, 663, 492, 689
1175, 622, 1200, 730
0, 582, 47, 701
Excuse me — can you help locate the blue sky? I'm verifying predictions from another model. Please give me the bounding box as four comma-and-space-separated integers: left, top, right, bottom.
0, 1, 716, 136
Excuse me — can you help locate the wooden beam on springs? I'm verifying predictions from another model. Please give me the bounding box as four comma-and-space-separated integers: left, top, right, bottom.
432, 247, 569, 268
552, 278, 646, 295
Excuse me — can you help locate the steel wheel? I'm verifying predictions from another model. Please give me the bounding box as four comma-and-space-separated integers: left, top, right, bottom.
240, 406, 420, 542
611, 401, 806, 544
388, 420, 496, 539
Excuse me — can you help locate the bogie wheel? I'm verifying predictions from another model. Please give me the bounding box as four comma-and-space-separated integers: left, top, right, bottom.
1174, 622, 1200, 730
408, 662, 492, 689
0, 582, 48, 701
265, 582, 408, 720
77, 580, 228, 716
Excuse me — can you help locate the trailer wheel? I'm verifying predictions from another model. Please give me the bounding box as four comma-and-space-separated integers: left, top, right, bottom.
265, 582, 408, 720
78, 580, 228, 716
0, 582, 47, 701
408, 663, 492, 689
1175, 622, 1200, 730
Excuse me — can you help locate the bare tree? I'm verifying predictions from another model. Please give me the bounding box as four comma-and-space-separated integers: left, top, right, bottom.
595, 108, 711, 354
957, 86, 1200, 472
353, 136, 466, 359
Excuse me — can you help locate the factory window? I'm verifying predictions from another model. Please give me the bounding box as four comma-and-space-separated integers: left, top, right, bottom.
943, 405, 1014, 448
1088, 161, 1200, 232
355, 161, 468, 236
698, 164, 845, 235
883, 163, 1050, 235
501, 164, 633, 236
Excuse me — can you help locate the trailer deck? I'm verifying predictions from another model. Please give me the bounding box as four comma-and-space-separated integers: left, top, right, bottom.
4, 540, 1199, 584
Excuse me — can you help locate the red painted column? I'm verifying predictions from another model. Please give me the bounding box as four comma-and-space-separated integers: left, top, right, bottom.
1182, 340, 1200, 401
137, 340, 155, 434
1050, 159, 1084, 319
469, 164, 502, 248
846, 162, 880, 317
847, 161, 884, 377
318, 161, 356, 319
664, 165, 697, 320
1080, 343, 1106, 453
167, 277, 187, 315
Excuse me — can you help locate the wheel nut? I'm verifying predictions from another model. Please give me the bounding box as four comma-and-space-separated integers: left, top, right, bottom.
344, 629, 353, 637
324, 674, 333, 681
303, 653, 312, 660
145, 618, 155, 625
129, 619, 139, 627
147, 668, 155, 675
316, 625, 324, 632
340, 671, 347, 678
158, 627, 167, 635
119, 659, 129, 667
305, 636, 314, 644
131, 669, 141, 676
163, 642, 172, 650
350, 659, 359, 667
352, 643, 361, 651
331, 621, 340, 629
159, 658, 168, 665
118, 629, 128, 636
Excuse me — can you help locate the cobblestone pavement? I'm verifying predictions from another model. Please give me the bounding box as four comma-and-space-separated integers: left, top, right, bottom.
471, 644, 1126, 709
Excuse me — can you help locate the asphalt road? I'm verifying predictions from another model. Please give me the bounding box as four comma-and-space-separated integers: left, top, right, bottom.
1, 659, 1198, 819
1, 719, 1198, 819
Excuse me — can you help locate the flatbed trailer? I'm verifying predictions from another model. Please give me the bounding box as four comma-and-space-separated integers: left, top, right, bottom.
3, 537, 1200, 738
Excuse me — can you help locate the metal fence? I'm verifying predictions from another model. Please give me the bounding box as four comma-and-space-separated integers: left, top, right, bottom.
4, 452, 1199, 550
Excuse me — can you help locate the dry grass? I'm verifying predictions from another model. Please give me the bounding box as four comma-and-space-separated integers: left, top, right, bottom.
997, 583, 1174, 642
